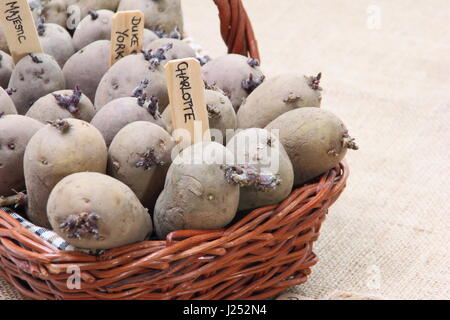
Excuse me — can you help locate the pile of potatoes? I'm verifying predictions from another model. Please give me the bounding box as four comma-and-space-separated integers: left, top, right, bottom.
0, 0, 358, 251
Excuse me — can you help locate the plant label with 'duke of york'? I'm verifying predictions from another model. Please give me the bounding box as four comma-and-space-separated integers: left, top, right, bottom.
0, 0, 43, 64
110, 10, 144, 66
165, 58, 211, 149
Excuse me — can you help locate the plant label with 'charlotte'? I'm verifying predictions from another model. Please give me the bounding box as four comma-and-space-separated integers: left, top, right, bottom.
110, 10, 144, 66
164, 58, 211, 148
0, 0, 43, 64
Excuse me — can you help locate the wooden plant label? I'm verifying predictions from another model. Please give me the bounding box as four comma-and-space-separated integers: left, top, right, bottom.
110, 10, 144, 66
0, 0, 43, 64
164, 58, 211, 148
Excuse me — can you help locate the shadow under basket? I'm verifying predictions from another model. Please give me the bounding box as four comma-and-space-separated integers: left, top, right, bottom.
0, 163, 349, 300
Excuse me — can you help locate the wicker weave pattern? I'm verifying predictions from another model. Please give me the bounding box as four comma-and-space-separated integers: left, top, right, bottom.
0, 163, 348, 300
214, 0, 260, 60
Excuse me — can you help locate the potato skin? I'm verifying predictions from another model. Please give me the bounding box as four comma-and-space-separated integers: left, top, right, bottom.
47, 172, 152, 250
145, 38, 196, 65
24, 119, 108, 228
0, 26, 9, 54
143, 29, 159, 48
63, 40, 110, 103
41, 0, 68, 28
0, 51, 13, 88
118, 0, 184, 35
91, 97, 166, 146
8, 54, 65, 115
227, 128, 294, 211
162, 89, 237, 145
72, 10, 114, 51
266, 107, 356, 185
39, 23, 75, 68
202, 54, 265, 111
237, 73, 322, 129
66, 0, 120, 22
154, 142, 239, 239
26, 90, 95, 123
95, 53, 168, 111
108, 121, 175, 210
0, 87, 17, 115
0, 115, 44, 197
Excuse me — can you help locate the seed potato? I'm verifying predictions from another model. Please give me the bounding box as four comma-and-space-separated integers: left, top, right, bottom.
63, 40, 111, 103
47, 172, 152, 250
8, 53, 65, 115
26, 87, 96, 123
24, 118, 108, 228
237, 73, 323, 129
154, 142, 239, 239
0, 115, 44, 197
265, 107, 359, 185
108, 121, 175, 210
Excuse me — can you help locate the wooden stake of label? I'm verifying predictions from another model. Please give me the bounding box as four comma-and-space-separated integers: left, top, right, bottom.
0, 0, 43, 64
165, 58, 211, 148
110, 10, 144, 66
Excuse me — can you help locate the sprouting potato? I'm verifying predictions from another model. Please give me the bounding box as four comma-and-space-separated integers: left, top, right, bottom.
47, 172, 152, 250
72, 10, 114, 51
266, 107, 359, 185
226, 128, 294, 211
238, 73, 322, 129
154, 142, 240, 239
145, 38, 196, 65
108, 121, 175, 211
94, 47, 172, 111
26, 87, 96, 123
63, 40, 111, 103
24, 118, 108, 228
8, 53, 65, 115
38, 22, 75, 68
202, 54, 265, 111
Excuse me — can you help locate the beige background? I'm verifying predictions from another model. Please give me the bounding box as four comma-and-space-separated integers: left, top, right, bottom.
1, 0, 449, 300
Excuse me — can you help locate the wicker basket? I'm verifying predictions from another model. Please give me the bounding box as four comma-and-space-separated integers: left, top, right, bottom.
0, 0, 349, 300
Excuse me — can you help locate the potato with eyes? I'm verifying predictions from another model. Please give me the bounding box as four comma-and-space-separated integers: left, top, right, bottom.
38, 22, 75, 68
0, 115, 44, 197
237, 73, 323, 129
91, 96, 166, 146
266, 107, 359, 185
95, 45, 173, 111
47, 172, 152, 250
72, 10, 114, 51
108, 121, 175, 211
8, 53, 65, 115
63, 40, 111, 103
26, 87, 96, 123
154, 142, 240, 239
24, 118, 107, 228
202, 54, 265, 111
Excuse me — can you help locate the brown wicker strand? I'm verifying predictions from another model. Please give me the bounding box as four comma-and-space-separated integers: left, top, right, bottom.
215, 0, 260, 60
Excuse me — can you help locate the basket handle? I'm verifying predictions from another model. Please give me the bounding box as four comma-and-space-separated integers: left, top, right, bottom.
213, 0, 260, 61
